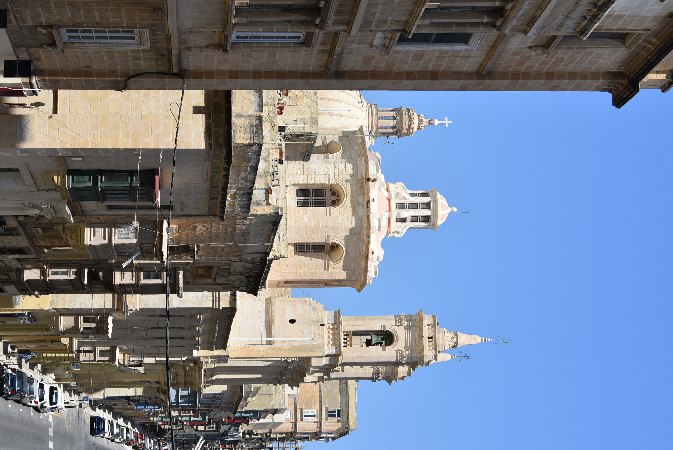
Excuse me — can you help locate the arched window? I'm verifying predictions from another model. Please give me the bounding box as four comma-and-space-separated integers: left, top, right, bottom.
296, 184, 344, 207
294, 241, 345, 263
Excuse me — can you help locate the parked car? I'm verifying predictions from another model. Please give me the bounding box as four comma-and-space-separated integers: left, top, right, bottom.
135, 401, 163, 411
29, 381, 46, 410
119, 426, 128, 443
15, 371, 34, 403
225, 416, 249, 425
107, 421, 121, 442
110, 423, 124, 443
19, 375, 36, 406
126, 428, 138, 446
234, 411, 260, 419
1, 367, 19, 400
38, 383, 64, 413
90, 416, 106, 437
223, 425, 242, 441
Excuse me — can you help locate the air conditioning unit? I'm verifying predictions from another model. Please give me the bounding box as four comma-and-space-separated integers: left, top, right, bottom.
69, 362, 81, 371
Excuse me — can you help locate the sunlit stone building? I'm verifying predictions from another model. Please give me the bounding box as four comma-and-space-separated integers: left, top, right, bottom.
0, 288, 490, 445
0, 89, 453, 295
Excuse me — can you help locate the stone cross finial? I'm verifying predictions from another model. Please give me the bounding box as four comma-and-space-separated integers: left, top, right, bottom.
433, 117, 452, 127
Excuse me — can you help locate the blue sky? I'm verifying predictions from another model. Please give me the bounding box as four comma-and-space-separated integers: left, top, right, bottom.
301, 89, 673, 450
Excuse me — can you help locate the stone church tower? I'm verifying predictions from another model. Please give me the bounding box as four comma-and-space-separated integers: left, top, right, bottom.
323, 309, 488, 384
199, 291, 490, 387
267, 90, 457, 291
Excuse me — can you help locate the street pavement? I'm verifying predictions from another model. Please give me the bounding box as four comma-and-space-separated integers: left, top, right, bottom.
0, 397, 130, 450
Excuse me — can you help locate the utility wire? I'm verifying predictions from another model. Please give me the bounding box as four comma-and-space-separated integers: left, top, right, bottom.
163, 76, 186, 450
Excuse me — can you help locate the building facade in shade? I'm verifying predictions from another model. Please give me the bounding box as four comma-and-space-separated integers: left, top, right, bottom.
1, 1, 672, 107
0, 289, 488, 445
0, 88, 452, 295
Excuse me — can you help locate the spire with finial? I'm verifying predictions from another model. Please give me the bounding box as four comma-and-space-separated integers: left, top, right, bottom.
429, 116, 452, 127
436, 327, 492, 352
368, 103, 451, 139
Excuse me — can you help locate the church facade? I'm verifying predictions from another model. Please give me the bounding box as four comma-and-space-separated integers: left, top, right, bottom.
0, 87, 476, 446
0, 89, 453, 296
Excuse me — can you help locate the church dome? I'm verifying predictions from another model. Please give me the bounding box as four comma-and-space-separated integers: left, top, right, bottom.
316, 90, 373, 144
436, 193, 457, 226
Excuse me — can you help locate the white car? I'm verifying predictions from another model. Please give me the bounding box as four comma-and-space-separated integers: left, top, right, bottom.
40, 383, 64, 413
109, 422, 124, 443
29, 381, 47, 410
105, 419, 114, 438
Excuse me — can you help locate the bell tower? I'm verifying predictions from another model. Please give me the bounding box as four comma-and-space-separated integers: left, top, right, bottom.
330, 310, 490, 384
386, 182, 458, 237
368, 103, 451, 139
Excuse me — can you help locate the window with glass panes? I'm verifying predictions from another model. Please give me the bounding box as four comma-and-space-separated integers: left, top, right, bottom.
295, 243, 327, 254
397, 202, 431, 209
302, 409, 317, 421
68, 169, 156, 203
296, 187, 342, 207
296, 188, 327, 207
142, 271, 162, 280
327, 409, 341, 418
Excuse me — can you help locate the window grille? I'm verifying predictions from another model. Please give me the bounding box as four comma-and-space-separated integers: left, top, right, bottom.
60, 28, 144, 45
232, 31, 305, 43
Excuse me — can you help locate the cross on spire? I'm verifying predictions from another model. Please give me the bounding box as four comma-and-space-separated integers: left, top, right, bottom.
432, 117, 452, 127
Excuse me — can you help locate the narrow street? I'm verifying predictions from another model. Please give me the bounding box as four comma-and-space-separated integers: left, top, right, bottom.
0, 397, 128, 450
